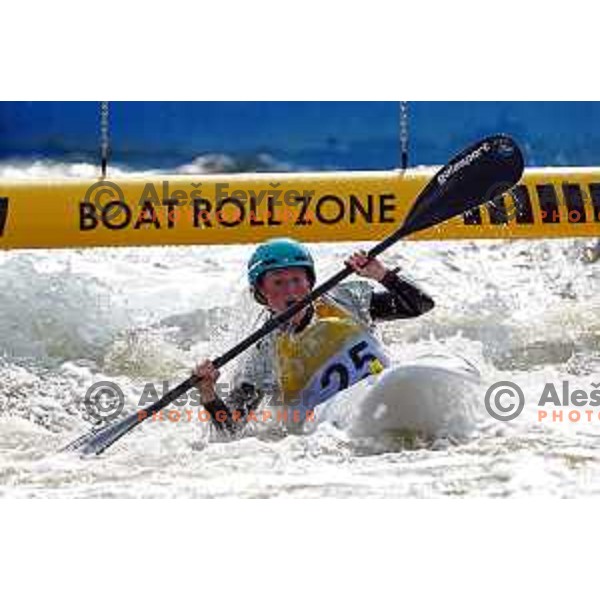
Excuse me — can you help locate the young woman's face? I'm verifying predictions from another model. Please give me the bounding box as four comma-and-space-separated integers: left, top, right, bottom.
258, 267, 312, 313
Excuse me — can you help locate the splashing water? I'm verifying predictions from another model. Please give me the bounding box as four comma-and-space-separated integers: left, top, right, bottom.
2, 159, 600, 497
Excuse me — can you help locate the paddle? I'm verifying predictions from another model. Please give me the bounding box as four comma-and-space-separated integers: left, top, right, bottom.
64, 134, 524, 456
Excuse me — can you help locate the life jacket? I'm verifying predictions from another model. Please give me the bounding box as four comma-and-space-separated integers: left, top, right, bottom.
275, 297, 389, 410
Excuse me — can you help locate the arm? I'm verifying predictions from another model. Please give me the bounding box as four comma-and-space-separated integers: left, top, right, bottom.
344, 250, 434, 322
193, 359, 264, 438
203, 382, 264, 437
369, 267, 435, 321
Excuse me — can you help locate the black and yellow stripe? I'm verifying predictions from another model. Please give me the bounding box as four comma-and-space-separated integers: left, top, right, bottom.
464, 179, 600, 228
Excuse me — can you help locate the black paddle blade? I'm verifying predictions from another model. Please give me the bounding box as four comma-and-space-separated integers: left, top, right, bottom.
63, 412, 141, 456
402, 134, 524, 237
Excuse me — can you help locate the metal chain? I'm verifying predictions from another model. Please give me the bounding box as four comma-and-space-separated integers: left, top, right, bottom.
100, 101, 110, 178
400, 101, 409, 169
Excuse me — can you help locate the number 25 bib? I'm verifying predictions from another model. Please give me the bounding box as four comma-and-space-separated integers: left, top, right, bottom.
275, 299, 390, 410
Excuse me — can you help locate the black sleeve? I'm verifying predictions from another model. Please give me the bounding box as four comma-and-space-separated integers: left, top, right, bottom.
204, 396, 237, 436
369, 268, 435, 321
204, 382, 263, 438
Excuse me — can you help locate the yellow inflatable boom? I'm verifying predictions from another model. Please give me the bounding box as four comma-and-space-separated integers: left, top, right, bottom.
1, 167, 599, 250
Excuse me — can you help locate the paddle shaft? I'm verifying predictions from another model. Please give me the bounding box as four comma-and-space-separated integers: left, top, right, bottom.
137, 227, 409, 422
65, 134, 524, 455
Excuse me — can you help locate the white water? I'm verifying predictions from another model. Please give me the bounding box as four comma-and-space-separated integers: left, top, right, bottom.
2, 160, 600, 498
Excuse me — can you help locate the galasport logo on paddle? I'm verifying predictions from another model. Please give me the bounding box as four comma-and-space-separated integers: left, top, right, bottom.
0, 197, 8, 236
437, 141, 491, 186
78, 180, 399, 231
465, 182, 600, 226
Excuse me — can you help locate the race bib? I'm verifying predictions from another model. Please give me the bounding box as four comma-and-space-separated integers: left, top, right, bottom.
276, 299, 389, 410
298, 335, 388, 409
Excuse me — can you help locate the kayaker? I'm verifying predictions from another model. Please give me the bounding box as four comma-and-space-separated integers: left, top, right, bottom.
193, 238, 434, 436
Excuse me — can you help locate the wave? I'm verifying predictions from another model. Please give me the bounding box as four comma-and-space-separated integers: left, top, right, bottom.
0, 152, 299, 180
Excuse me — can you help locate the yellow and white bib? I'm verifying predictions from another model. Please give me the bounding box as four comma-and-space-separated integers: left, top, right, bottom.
275, 299, 389, 410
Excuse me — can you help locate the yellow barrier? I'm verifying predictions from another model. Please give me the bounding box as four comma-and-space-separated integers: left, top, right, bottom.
1, 167, 599, 249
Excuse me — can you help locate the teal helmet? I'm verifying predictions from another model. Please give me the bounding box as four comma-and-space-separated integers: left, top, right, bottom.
247, 238, 316, 293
